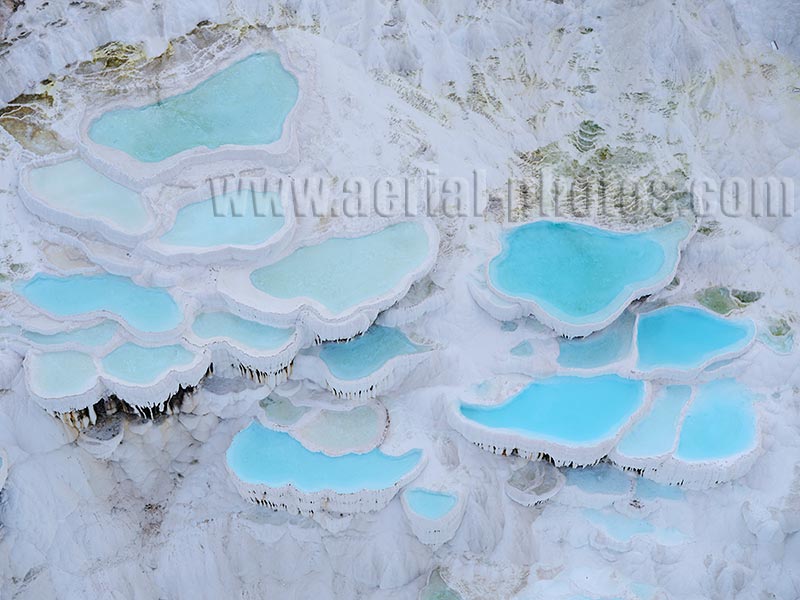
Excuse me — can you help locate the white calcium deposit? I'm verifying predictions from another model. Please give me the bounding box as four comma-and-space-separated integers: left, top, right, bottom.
0, 1, 799, 599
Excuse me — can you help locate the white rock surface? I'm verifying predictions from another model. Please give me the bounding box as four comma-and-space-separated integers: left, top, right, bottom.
0, 1, 798, 598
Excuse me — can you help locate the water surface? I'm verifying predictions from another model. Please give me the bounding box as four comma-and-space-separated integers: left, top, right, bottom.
89, 53, 299, 162
636, 306, 754, 373
460, 375, 646, 445
27, 159, 148, 232
250, 222, 431, 314
227, 422, 421, 493
404, 488, 457, 520
18, 273, 182, 333
319, 325, 424, 379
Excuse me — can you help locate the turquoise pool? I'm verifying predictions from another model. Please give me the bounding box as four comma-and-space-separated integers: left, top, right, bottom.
404, 488, 457, 520
17, 273, 183, 333
460, 375, 646, 445
27, 159, 149, 233
250, 221, 431, 314
23, 321, 119, 348
634, 478, 684, 501
192, 312, 293, 351
636, 306, 755, 373
615, 386, 691, 458
318, 325, 424, 380
159, 191, 286, 248
226, 422, 422, 493
583, 508, 654, 541
558, 311, 635, 369
89, 52, 299, 162
564, 463, 632, 496
674, 379, 757, 461
101, 343, 195, 384
510, 340, 534, 357
27, 350, 98, 397
584, 508, 684, 545
488, 221, 689, 331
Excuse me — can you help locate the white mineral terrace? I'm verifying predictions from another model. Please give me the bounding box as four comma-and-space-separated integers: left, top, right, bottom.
293, 324, 432, 401
217, 219, 440, 342
187, 310, 300, 380
12, 305, 305, 417
1, 3, 798, 597
23, 342, 210, 419
19, 155, 153, 246
450, 375, 652, 468
226, 422, 424, 517
401, 487, 467, 546
375, 278, 447, 328
625, 379, 761, 489
260, 398, 390, 457
455, 371, 763, 487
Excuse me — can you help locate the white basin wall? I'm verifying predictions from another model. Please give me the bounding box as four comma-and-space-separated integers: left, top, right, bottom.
401, 488, 467, 546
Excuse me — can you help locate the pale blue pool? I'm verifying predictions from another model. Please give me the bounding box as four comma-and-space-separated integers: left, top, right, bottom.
89, 52, 299, 162
17, 274, 183, 333
636, 306, 755, 373
27, 159, 149, 232
404, 488, 457, 520
318, 325, 424, 379
675, 379, 757, 461
192, 312, 293, 351
615, 386, 691, 458
558, 312, 635, 369
634, 478, 684, 501
510, 340, 534, 357
488, 221, 689, 329
583, 508, 654, 541
420, 569, 462, 600
250, 222, 431, 314
564, 463, 632, 495
23, 321, 119, 348
584, 508, 684, 544
101, 343, 195, 384
27, 350, 97, 397
159, 191, 285, 248
226, 422, 422, 493
460, 375, 646, 445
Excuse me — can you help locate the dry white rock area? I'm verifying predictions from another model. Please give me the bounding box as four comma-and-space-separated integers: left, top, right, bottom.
0, 1, 799, 599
